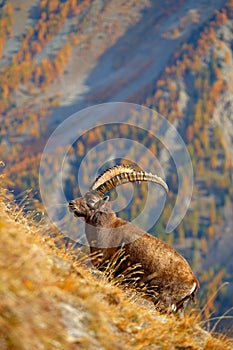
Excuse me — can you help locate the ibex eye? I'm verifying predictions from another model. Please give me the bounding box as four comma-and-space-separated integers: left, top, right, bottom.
88, 199, 96, 207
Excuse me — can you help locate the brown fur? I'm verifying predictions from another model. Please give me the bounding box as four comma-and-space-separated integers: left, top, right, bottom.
69, 192, 199, 313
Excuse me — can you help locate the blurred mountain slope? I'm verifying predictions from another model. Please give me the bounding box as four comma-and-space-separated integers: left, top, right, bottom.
0, 0, 233, 335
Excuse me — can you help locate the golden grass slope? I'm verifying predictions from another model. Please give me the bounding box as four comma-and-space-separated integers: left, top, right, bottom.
0, 186, 232, 349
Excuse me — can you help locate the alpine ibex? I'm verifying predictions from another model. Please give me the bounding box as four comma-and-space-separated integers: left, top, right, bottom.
69, 165, 199, 313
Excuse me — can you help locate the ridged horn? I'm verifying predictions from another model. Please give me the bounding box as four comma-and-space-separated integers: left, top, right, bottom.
91, 165, 168, 196
91, 164, 136, 191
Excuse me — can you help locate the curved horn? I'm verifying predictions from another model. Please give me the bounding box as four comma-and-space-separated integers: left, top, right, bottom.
91, 165, 168, 196
91, 164, 136, 191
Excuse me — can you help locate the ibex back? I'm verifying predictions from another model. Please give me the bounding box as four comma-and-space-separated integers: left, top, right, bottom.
69, 165, 199, 313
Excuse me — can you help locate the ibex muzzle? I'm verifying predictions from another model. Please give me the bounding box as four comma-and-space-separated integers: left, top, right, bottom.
69, 165, 199, 313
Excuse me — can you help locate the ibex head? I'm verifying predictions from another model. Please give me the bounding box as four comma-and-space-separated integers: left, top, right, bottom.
69, 164, 168, 222
69, 191, 110, 221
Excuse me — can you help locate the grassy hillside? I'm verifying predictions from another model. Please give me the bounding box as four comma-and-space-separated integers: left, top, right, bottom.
0, 0, 233, 340
0, 183, 232, 350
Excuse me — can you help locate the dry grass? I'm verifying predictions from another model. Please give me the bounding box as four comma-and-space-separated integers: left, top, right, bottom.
0, 185, 232, 349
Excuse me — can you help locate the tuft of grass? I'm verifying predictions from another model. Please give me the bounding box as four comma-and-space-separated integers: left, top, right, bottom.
0, 184, 232, 349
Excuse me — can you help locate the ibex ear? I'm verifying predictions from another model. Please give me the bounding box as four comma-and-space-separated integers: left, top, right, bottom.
94, 196, 109, 210
90, 196, 110, 223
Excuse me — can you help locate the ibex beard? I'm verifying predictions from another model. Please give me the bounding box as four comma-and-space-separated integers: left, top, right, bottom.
69, 165, 199, 314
